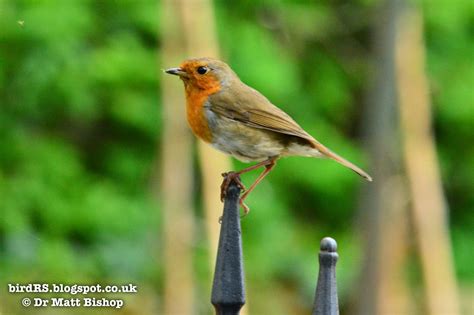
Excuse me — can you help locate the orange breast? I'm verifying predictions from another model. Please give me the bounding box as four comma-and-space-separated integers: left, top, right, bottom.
185, 84, 220, 143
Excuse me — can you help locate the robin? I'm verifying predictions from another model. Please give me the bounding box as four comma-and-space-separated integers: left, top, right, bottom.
165, 57, 372, 215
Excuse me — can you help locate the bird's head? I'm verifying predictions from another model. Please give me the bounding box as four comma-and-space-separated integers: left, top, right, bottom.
165, 57, 236, 92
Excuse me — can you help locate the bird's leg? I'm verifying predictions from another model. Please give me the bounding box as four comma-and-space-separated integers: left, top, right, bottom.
220, 156, 278, 217
239, 158, 277, 216
220, 157, 277, 201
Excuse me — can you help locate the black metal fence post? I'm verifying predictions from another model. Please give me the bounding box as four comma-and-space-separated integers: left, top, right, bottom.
312, 237, 339, 315
211, 180, 245, 315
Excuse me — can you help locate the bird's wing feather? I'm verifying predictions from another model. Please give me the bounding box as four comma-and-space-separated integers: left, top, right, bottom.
209, 83, 314, 142
208, 82, 373, 181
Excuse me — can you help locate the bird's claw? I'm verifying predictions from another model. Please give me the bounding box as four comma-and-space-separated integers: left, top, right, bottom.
219, 171, 249, 220
240, 199, 250, 217
220, 171, 246, 201
217, 198, 250, 223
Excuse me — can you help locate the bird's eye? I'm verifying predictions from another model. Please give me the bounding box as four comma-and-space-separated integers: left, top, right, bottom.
197, 66, 208, 75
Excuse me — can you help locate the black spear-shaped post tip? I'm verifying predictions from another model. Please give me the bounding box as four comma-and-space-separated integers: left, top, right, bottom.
211, 179, 245, 315
312, 236, 339, 315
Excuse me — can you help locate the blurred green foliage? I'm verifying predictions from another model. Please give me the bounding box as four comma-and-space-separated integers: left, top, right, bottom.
0, 0, 160, 293
0, 0, 472, 314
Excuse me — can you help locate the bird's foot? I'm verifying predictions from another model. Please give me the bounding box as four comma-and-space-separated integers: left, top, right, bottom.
240, 199, 250, 217
217, 199, 250, 224
220, 171, 246, 202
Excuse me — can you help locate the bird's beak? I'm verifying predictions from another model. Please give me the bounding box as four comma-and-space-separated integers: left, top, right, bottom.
164, 67, 188, 78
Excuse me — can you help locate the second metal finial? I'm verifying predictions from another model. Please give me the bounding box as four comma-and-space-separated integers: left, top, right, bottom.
313, 237, 339, 315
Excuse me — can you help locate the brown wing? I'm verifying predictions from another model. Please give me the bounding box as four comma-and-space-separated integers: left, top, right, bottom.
208, 81, 373, 182
209, 82, 314, 142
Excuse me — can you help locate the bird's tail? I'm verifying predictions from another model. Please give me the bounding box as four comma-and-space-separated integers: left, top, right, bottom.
310, 140, 373, 182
